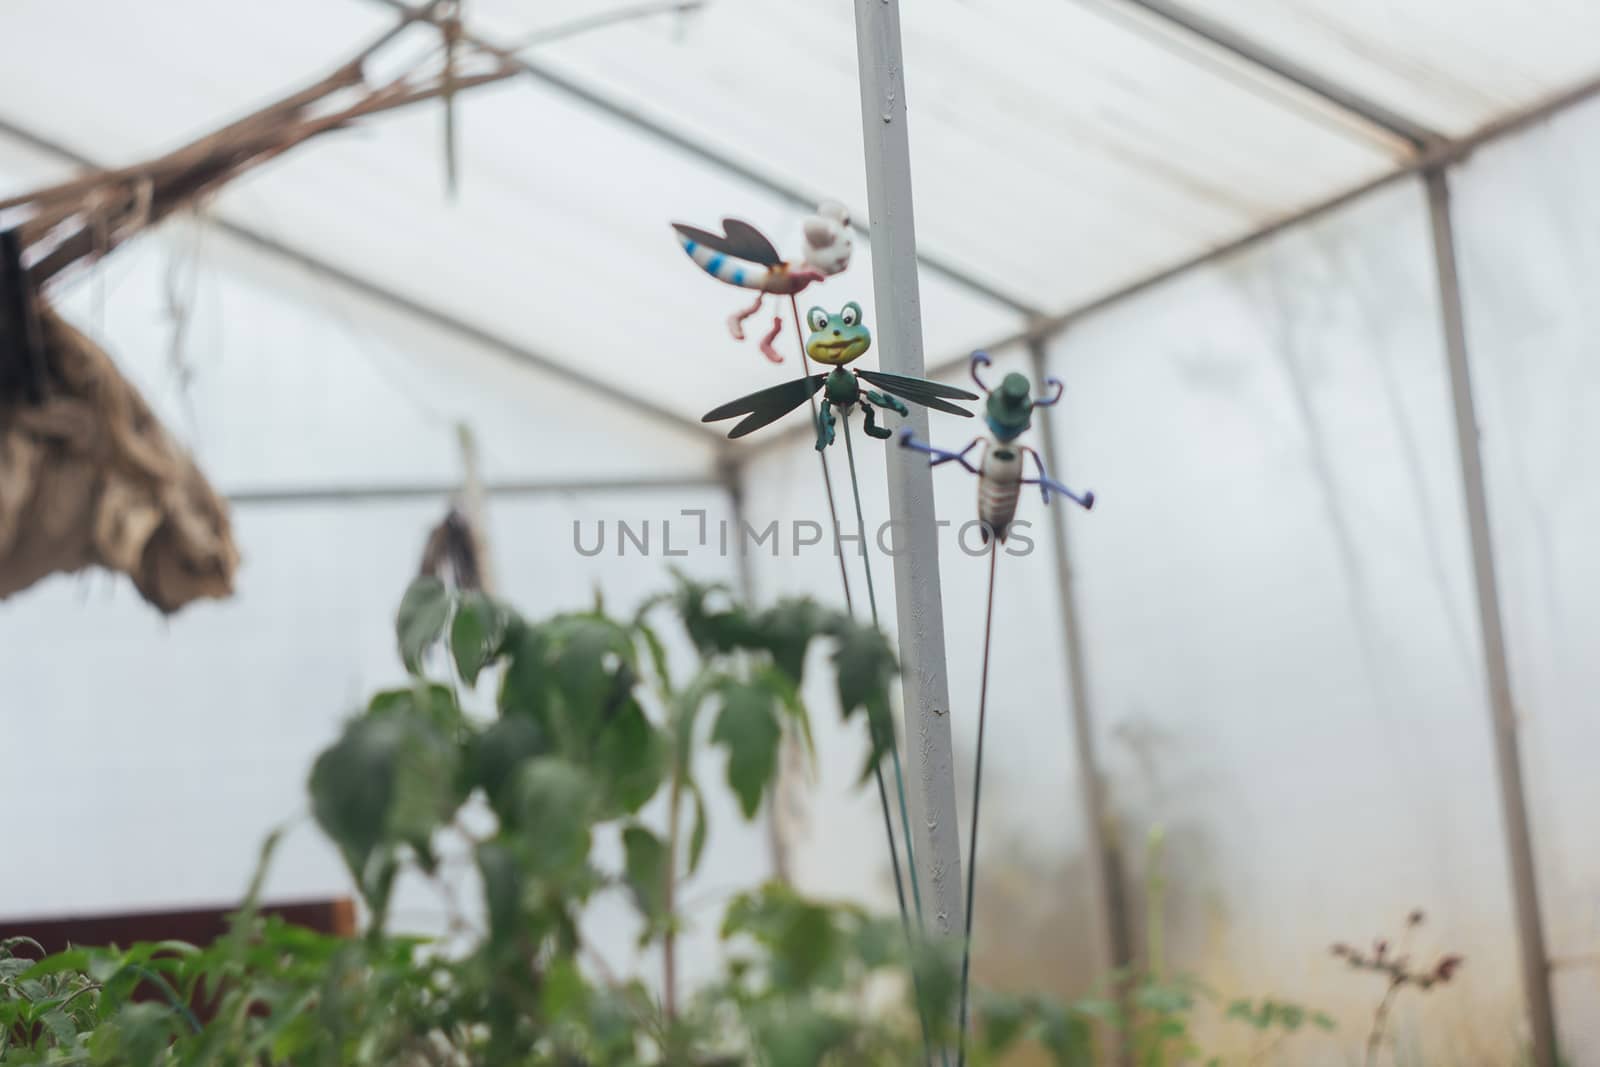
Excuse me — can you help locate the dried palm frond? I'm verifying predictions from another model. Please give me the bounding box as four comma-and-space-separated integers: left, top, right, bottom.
0, 6, 521, 613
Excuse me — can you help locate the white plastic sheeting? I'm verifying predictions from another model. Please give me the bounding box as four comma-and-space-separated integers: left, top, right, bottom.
748, 100, 1600, 1062
1451, 97, 1600, 1060
6, 0, 1600, 425
1175, 0, 1600, 136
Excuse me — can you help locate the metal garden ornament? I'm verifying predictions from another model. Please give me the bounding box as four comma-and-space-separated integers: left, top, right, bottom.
701, 302, 979, 446
901, 351, 1093, 1067
900, 351, 1093, 539
671, 202, 853, 363
673, 202, 955, 1053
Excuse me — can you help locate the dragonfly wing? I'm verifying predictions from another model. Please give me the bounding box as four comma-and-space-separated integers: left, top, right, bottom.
857, 370, 979, 417
720, 219, 783, 266
702, 375, 825, 438
671, 220, 781, 267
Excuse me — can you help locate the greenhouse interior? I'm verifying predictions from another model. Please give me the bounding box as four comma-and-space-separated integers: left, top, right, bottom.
2, 0, 1597, 1064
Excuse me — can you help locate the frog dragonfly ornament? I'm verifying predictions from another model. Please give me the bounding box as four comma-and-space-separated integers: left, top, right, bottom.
702, 302, 979, 449
899, 352, 1093, 542
672, 202, 852, 363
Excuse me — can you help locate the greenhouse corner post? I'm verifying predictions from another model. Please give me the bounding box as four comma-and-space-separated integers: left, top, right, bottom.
850, 0, 967, 949
1027, 338, 1134, 984
1424, 167, 1559, 1067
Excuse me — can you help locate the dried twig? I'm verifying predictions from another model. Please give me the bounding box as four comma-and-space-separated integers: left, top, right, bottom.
1330, 910, 1464, 1067
3, 6, 520, 288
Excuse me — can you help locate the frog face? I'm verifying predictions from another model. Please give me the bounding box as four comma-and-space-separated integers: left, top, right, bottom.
804, 302, 871, 365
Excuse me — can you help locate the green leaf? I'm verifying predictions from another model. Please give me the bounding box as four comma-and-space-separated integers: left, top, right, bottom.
750, 598, 828, 683
540, 956, 590, 1023
592, 698, 664, 815
505, 758, 595, 879
0, 936, 45, 959
309, 696, 461, 894
977, 989, 1030, 1055
909, 936, 962, 1035
758, 662, 815, 766
499, 622, 553, 724
1035, 1000, 1095, 1066
451, 591, 505, 686
396, 576, 452, 674
471, 714, 547, 811
98, 1001, 177, 1064
621, 824, 668, 925
632, 616, 675, 696
552, 615, 637, 717
826, 617, 899, 782
752, 1002, 853, 1067
711, 679, 782, 818
664, 569, 748, 655
20, 950, 91, 980
477, 841, 522, 945
686, 778, 710, 876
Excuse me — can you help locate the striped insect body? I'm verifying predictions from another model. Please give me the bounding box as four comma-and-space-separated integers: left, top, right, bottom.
901, 351, 1093, 542
977, 442, 1025, 542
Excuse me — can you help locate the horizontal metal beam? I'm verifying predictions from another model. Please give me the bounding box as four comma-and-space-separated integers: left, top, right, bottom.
962, 66, 1600, 361
0, 115, 723, 449
1100, 0, 1441, 150
364, 0, 1044, 319
227, 472, 722, 507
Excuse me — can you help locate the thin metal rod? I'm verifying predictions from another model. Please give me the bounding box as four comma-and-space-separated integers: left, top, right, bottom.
796, 302, 924, 1056
226, 472, 719, 506
794, 311, 929, 1060
841, 411, 936, 1067
1423, 168, 1558, 1067
0, 115, 719, 448
364, 0, 1042, 318
842, 411, 927, 926
1099, 0, 1440, 149
851, 0, 967, 964
1028, 339, 1131, 1060
955, 543, 999, 1067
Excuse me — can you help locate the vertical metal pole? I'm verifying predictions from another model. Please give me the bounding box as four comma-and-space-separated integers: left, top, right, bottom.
1027, 339, 1133, 985
1424, 167, 1558, 1067
850, 0, 965, 943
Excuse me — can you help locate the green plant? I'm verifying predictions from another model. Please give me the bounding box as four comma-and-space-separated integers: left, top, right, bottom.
2, 571, 1101, 1065
1096, 827, 1334, 1067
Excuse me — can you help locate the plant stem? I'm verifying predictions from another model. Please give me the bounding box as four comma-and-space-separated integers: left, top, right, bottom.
663, 757, 683, 1020
1146, 826, 1167, 982
1365, 980, 1403, 1067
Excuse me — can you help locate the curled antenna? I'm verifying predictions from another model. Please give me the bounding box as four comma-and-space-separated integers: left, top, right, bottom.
1032, 377, 1065, 407
969, 350, 993, 393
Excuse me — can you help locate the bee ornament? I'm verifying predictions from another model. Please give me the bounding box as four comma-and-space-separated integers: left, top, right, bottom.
899, 352, 1093, 541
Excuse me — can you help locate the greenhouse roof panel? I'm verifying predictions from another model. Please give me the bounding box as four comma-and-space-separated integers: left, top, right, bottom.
2, 0, 1599, 442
